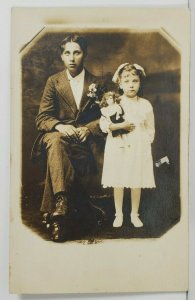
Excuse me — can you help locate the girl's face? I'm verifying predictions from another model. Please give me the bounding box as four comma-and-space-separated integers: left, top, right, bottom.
107, 95, 114, 106
119, 70, 140, 98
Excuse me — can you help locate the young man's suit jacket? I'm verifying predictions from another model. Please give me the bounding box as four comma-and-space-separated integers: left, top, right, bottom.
31, 69, 104, 161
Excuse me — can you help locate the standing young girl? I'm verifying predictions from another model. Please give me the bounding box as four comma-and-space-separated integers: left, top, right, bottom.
100, 63, 156, 228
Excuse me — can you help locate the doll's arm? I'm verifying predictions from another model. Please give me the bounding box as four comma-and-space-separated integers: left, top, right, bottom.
99, 107, 113, 133
99, 115, 112, 133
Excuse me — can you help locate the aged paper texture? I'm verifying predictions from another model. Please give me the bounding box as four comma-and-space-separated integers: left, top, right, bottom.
10, 7, 189, 294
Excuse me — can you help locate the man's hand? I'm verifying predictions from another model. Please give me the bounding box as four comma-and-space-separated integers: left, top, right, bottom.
55, 124, 79, 142
76, 127, 91, 143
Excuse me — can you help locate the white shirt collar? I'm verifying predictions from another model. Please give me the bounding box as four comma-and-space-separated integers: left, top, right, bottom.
66, 68, 85, 82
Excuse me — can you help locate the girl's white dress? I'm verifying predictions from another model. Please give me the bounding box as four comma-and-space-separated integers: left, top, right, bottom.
100, 95, 156, 188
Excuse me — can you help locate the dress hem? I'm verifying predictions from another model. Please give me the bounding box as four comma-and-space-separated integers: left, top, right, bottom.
102, 185, 156, 189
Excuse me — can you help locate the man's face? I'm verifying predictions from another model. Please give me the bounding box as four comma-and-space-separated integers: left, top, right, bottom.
61, 42, 85, 77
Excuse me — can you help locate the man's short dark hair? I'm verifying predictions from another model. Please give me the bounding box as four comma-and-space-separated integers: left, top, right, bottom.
60, 33, 88, 54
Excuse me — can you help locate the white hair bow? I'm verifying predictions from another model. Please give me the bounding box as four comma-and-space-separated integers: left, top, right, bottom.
112, 63, 129, 83
133, 64, 146, 77
112, 63, 146, 84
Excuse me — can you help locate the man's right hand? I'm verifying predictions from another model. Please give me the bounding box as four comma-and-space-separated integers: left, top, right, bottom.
55, 124, 79, 142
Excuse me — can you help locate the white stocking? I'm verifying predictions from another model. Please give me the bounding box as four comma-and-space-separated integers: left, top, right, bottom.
114, 187, 124, 216
131, 188, 141, 215
130, 188, 143, 227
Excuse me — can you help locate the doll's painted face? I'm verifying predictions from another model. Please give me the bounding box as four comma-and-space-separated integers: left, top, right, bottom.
107, 95, 114, 106
119, 70, 141, 98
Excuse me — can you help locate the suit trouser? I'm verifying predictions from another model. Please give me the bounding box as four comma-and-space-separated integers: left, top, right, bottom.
40, 132, 102, 213
40, 132, 75, 212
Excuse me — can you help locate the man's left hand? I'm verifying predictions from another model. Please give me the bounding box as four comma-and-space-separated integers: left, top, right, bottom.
76, 127, 91, 142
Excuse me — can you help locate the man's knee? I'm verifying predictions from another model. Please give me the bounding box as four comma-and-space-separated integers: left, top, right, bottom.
43, 132, 70, 151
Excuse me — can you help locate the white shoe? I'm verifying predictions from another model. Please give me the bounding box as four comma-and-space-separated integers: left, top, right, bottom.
130, 213, 143, 228
113, 214, 123, 227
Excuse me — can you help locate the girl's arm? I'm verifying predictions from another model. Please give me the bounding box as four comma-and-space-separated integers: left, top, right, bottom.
109, 121, 134, 132
99, 116, 135, 133
145, 107, 155, 143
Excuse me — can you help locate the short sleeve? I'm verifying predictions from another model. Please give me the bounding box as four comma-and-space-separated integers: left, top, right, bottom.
143, 99, 155, 143
144, 99, 153, 114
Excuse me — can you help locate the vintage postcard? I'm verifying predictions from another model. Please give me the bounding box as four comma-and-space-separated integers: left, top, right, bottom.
10, 7, 189, 294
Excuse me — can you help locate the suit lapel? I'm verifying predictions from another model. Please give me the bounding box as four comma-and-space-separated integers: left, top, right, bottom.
78, 70, 95, 113
55, 71, 78, 114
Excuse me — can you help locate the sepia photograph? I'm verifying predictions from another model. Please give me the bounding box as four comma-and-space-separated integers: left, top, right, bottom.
20, 27, 181, 242
10, 7, 189, 294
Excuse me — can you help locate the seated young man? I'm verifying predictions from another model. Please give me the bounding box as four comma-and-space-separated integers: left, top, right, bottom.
32, 33, 106, 242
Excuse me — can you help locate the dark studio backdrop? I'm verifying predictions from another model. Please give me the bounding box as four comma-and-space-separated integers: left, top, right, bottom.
21, 29, 180, 240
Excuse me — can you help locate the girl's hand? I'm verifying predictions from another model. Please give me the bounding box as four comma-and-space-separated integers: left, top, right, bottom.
120, 121, 135, 132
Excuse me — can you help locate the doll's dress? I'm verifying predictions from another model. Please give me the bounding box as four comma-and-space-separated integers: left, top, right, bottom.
109, 111, 129, 137
100, 95, 156, 188
100, 104, 130, 148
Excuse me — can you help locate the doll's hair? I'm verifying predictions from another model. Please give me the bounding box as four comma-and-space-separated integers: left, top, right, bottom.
99, 91, 121, 108
118, 64, 145, 97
